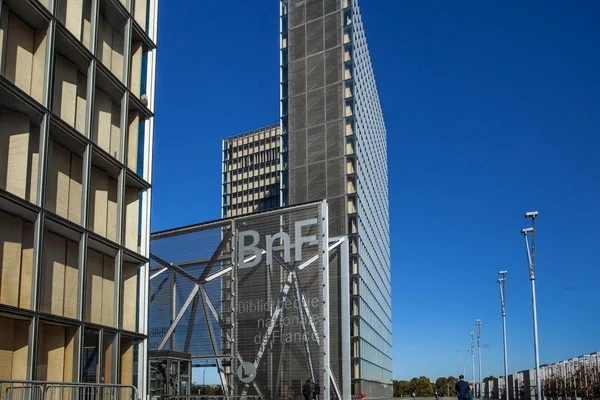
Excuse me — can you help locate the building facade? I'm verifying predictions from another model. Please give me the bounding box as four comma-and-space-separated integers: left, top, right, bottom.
280, 0, 391, 396
222, 123, 281, 218
481, 352, 600, 400
0, 0, 157, 397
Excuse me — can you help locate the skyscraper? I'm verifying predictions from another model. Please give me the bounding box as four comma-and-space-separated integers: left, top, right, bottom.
280, 0, 391, 396
221, 1, 390, 396
0, 0, 157, 397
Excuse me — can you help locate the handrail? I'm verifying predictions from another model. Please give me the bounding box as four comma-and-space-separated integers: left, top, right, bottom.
0, 380, 139, 400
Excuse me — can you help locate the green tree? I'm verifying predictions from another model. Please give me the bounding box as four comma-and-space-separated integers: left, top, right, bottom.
410, 376, 434, 397
447, 376, 458, 396
435, 377, 449, 396
483, 376, 496, 383
393, 380, 412, 397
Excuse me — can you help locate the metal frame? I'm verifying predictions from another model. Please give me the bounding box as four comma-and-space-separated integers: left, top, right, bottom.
149, 201, 351, 400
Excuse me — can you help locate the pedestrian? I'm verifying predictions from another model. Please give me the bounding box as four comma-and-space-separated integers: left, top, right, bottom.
435, 390, 439, 400
455, 375, 472, 400
302, 379, 312, 400
312, 380, 320, 400
412, 391, 416, 399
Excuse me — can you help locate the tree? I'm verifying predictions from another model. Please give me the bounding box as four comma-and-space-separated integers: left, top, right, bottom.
435, 377, 449, 396
410, 376, 434, 397
484, 376, 496, 383
393, 380, 412, 397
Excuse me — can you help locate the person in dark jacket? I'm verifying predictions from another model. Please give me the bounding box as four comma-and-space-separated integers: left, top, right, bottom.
312, 380, 320, 400
302, 379, 313, 400
455, 375, 471, 400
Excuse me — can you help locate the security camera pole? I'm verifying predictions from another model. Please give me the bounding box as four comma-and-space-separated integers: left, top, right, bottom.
522, 211, 541, 400
470, 332, 475, 391
498, 271, 509, 400
476, 320, 482, 398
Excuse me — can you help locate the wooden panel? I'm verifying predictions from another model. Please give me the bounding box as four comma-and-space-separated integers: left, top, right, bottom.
63, 240, 79, 319
65, 0, 83, 39
89, 168, 108, 237
121, 262, 138, 331
109, 101, 121, 159
11, 320, 29, 380
19, 222, 34, 309
111, 29, 124, 81
53, 55, 78, 127
1, 109, 31, 198
27, 127, 39, 204
0, 211, 23, 307
30, 28, 47, 104
82, 0, 92, 49
47, 140, 72, 218
41, 233, 66, 316
75, 72, 87, 134
68, 154, 83, 224
0, 317, 15, 380
85, 249, 103, 324
63, 327, 77, 382
5, 12, 34, 94
101, 255, 115, 327
103, 335, 113, 383
127, 112, 139, 171
124, 187, 139, 251
107, 177, 118, 242
0, 5, 9, 74
94, 89, 112, 153
119, 337, 133, 384
130, 42, 143, 95
43, 325, 66, 381
134, 0, 147, 31
98, 17, 112, 68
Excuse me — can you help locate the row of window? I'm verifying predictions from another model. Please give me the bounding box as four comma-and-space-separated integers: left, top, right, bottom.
224, 195, 280, 217
0, 313, 140, 385
0, 208, 142, 332
225, 133, 279, 151
224, 148, 280, 172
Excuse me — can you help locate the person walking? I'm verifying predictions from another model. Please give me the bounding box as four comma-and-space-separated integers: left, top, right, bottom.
311, 380, 321, 400
302, 379, 313, 400
455, 375, 472, 400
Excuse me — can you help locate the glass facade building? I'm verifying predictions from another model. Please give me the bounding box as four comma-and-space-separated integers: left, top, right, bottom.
280, 0, 391, 396
0, 0, 158, 397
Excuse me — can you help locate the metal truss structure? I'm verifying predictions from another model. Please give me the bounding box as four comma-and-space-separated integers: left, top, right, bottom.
149, 202, 351, 400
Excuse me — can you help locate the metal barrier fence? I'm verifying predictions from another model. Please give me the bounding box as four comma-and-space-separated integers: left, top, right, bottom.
155, 397, 263, 400
0, 381, 138, 400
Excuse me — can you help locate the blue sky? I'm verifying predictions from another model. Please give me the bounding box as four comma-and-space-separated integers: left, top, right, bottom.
151, 1, 600, 383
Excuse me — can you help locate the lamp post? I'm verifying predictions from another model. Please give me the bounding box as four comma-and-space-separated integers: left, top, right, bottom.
476, 320, 482, 398
498, 271, 509, 400
458, 350, 466, 378
470, 333, 476, 391
522, 211, 541, 400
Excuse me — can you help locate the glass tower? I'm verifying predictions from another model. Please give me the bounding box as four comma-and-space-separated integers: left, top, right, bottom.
0, 0, 157, 397
280, 0, 391, 396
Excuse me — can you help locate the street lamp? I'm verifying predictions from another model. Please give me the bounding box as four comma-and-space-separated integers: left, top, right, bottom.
457, 350, 466, 378
522, 211, 541, 400
476, 320, 482, 398
498, 271, 509, 400
470, 333, 475, 391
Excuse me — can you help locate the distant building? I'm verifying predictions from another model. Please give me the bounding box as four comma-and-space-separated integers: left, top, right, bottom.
222, 124, 281, 217
483, 352, 600, 400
